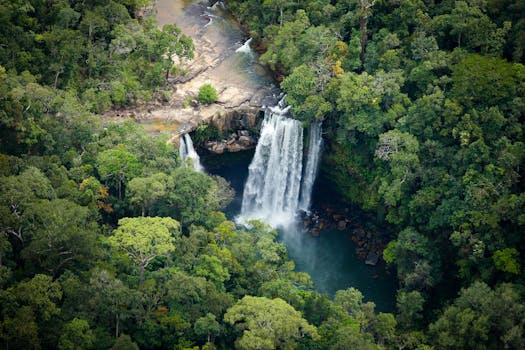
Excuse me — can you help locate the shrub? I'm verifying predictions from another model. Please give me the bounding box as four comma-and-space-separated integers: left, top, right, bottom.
198, 84, 217, 104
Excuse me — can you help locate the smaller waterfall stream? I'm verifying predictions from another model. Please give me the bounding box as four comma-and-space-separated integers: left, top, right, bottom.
236, 38, 253, 54
299, 122, 323, 212
179, 134, 205, 172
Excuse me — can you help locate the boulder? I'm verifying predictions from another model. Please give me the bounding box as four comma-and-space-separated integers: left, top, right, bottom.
365, 252, 379, 266
238, 135, 255, 147
354, 228, 366, 239
337, 220, 347, 231
226, 143, 243, 152
212, 143, 226, 154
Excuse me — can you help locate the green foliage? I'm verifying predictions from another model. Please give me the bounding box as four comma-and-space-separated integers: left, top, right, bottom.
127, 173, 167, 216
96, 146, 142, 200
58, 318, 95, 350
110, 217, 179, 285
492, 248, 521, 275
111, 334, 139, 350
198, 84, 218, 105
224, 296, 319, 349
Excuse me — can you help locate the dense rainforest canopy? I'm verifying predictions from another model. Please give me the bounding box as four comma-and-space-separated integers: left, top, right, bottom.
0, 0, 524, 349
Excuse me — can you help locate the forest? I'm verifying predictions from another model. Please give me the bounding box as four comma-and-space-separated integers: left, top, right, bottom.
0, 0, 524, 349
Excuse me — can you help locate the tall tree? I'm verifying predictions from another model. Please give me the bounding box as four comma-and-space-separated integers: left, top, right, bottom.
358, 0, 376, 68
224, 296, 319, 350
96, 146, 142, 200
109, 217, 179, 286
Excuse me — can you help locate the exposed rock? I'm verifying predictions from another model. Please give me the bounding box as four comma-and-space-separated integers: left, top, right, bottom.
337, 220, 347, 231
238, 135, 255, 147
365, 252, 379, 266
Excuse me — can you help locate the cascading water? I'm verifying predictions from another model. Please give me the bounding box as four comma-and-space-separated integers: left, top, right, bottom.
298, 122, 323, 213
235, 38, 253, 54
179, 134, 205, 172
239, 100, 322, 227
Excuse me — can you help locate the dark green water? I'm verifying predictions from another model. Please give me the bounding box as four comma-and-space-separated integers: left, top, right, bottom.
201, 150, 397, 312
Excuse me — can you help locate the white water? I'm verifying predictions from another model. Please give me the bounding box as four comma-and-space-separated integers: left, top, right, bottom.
207, 1, 224, 10
179, 134, 205, 172
236, 38, 253, 54
299, 122, 323, 212
240, 100, 323, 228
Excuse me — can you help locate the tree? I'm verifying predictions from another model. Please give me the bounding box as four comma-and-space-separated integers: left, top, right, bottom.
334, 69, 406, 137
429, 282, 525, 349
396, 290, 424, 330
127, 173, 167, 216
375, 129, 420, 209
492, 248, 520, 275
224, 296, 319, 350
260, 10, 310, 73
383, 227, 440, 291
281, 64, 332, 122
358, 0, 376, 67
194, 313, 221, 344
87, 269, 139, 339
21, 198, 99, 276
0, 274, 62, 348
0, 166, 54, 246
165, 167, 220, 226
58, 318, 95, 350
157, 24, 194, 81
194, 254, 230, 289
109, 217, 179, 286
111, 334, 139, 350
96, 146, 142, 200
373, 313, 397, 346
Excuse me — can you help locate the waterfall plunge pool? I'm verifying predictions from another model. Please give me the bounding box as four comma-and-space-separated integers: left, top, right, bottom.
201, 150, 397, 312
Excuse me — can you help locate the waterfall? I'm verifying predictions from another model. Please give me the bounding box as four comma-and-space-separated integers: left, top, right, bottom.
179, 134, 205, 172
298, 122, 323, 213
240, 99, 317, 227
236, 38, 253, 54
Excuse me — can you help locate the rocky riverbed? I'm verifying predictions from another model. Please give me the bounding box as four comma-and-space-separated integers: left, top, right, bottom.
104, 0, 277, 146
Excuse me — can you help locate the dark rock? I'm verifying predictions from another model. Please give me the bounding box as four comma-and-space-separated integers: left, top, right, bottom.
310, 228, 320, 237
365, 252, 379, 266
337, 220, 347, 231
354, 228, 366, 239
